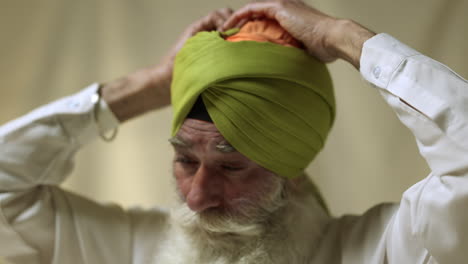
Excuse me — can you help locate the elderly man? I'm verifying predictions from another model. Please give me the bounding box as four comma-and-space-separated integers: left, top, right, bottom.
1, 0, 467, 263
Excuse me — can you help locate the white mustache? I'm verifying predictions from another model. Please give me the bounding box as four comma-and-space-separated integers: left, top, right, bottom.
171, 175, 287, 237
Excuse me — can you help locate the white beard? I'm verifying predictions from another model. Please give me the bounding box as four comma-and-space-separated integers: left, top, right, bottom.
154, 179, 330, 264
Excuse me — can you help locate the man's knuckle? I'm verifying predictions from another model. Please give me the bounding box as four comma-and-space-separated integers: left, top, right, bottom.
277, 0, 287, 7
204, 15, 214, 22
219, 7, 231, 13
189, 21, 200, 29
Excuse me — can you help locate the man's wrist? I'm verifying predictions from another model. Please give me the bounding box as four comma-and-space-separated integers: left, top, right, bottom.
101, 65, 171, 122
325, 19, 375, 69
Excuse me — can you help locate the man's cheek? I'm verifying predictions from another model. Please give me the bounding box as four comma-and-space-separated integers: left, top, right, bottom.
222, 185, 244, 202
174, 171, 191, 200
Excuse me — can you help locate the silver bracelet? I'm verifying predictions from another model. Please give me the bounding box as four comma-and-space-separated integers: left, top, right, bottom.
91, 85, 118, 142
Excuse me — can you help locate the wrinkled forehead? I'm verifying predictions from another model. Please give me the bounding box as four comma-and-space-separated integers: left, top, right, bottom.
179, 118, 222, 135
172, 118, 235, 150
171, 93, 237, 151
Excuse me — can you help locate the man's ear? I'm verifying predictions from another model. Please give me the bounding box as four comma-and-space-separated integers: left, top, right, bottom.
288, 173, 308, 193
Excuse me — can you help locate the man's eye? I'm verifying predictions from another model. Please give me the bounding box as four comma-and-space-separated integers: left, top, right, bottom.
175, 157, 197, 165
222, 165, 243, 171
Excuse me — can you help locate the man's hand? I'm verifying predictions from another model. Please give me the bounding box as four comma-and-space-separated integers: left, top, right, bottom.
160, 8, 234, 79
102, 8, 233, 122
223, 0, 375, 68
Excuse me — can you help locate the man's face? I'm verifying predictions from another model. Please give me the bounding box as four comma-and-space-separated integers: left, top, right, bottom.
170, 119, 284, 216
164, 119, 326, 263
170, 118, 283, 217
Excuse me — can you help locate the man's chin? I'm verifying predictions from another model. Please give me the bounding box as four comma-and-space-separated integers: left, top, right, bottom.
162, 183, 328, 264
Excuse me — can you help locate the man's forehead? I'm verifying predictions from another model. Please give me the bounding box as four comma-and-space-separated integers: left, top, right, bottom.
181, 118, 220, 132
177, 118, 224, 140
170, 119, 236, 152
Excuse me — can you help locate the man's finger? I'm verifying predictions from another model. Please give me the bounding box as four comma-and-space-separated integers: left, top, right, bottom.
234, 18, 249, 29
214, 17, 227, 31
213, 9, 233, 30
222, 2, 278, 30
193, 11, 229, 33
209, 12, 229, 31
218, 7, 234, 20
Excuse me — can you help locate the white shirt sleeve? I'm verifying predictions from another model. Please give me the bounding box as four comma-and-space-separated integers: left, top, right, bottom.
313, 33, 468, 264
362, 33, 468, 263
0, 83, 119, 190
0, 83, 121, 263
353, 33, 467, 264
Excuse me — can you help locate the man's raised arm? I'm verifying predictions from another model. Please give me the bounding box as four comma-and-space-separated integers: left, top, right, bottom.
0, 9, 233, 264
102, 8, 233, 122
223, 0, 376, 68
227, 1, 468, 263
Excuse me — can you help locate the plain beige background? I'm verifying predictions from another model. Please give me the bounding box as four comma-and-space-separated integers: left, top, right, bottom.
0, 0, 467, 216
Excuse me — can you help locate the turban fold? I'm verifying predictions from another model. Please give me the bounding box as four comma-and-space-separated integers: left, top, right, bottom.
171, 21, 335, 179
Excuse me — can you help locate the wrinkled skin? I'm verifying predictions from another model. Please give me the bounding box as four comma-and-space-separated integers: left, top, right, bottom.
172, 119, 281, 214
223, 0, 375, 67
223, 0, 338, 62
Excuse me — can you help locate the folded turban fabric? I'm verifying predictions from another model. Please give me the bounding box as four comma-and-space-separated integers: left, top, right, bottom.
225, 19, 302, 48
171, 20, 335, 179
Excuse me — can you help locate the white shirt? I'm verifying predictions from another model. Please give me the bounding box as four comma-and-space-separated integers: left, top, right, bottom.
1, 33, 467, 264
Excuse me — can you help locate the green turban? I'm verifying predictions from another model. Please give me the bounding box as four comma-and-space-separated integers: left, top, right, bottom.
171, 31, 335, 179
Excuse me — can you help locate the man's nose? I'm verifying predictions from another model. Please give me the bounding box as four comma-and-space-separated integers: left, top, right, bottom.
186, 165, 223, 212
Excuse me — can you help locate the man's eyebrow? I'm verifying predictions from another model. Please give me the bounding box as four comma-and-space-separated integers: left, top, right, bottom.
215, 142, 236, 153
168, 137, 192, 148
